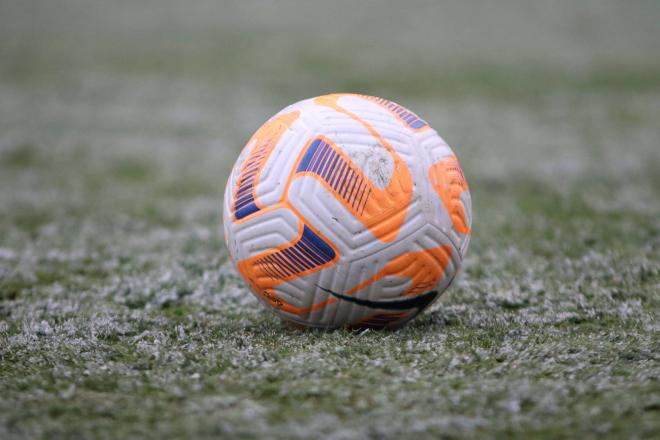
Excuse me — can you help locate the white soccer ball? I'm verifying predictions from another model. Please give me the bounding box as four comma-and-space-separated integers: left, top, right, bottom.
223, 94, 471, 328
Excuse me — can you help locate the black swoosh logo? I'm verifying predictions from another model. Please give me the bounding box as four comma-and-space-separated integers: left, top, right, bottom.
317, 285, 439, 310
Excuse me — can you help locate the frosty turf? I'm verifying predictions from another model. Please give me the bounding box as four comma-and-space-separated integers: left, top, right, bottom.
1, 0, 659, 439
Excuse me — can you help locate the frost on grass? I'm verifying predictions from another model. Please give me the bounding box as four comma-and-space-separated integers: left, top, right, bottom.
1, 1, 660, 438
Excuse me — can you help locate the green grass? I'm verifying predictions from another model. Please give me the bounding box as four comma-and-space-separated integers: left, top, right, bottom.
1, 0, 659, 438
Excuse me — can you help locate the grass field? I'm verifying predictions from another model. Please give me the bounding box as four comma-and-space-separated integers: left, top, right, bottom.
1, 0, 659, 438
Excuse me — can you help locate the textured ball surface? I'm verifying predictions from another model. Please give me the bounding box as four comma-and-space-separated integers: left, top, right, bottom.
223, 94, 471, 328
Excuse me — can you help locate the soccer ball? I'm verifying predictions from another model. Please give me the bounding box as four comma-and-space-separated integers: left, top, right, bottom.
223, 94, 471, 328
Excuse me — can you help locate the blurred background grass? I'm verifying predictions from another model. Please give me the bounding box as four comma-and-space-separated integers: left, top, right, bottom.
2, 0, 659, 214
1, 1, 659, 438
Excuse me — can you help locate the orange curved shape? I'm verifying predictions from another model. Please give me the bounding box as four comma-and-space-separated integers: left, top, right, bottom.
356, 94, 430, 132
347, 245, 453, 297
232, 111, 300, 221
231, 110, 340, 315
313, 94, 414, 243
236, 218, 340, 316
429, 156, 471, 235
